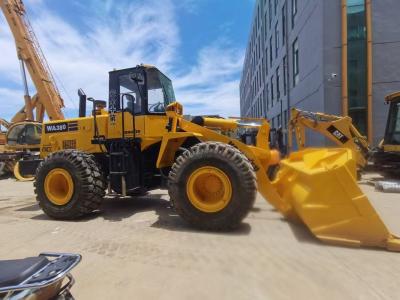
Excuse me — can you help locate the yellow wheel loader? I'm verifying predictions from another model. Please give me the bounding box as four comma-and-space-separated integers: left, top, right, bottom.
28, 65, 400, 251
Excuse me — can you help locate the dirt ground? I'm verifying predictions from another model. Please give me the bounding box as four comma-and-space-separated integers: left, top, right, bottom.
0, 175, 399, 300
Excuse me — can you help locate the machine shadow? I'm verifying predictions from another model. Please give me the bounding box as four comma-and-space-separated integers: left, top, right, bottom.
16, 203, 41, 212
286, 218, 389, 252
286, 220, 322, 246
30, 192, 252, 236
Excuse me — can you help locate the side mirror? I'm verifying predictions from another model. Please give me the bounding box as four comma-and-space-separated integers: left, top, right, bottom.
129, 73, 144, 85
123, 93, 135, 103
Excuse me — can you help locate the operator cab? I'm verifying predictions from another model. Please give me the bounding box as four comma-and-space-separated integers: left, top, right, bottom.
384, 93, 400, 146
6, 122, 42, 149
108, 65, 176, 115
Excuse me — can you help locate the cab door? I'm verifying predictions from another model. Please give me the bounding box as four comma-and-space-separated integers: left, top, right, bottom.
108, 69, 146, 139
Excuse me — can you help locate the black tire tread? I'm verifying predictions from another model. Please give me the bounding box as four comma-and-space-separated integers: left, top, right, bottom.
34, 150, 106, 219
168, 142, 257, 230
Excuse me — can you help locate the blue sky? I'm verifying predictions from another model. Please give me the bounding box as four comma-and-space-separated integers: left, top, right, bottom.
0, 0, 254, 120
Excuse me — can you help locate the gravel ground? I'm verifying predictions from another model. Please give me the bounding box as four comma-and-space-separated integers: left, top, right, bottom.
0, 174, 399, 300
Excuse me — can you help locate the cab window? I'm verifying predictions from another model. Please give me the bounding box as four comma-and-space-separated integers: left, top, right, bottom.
7, 124, 41, 145
7, 125, 25, 145
119, 74, 142, 114
146, 68, 176, 113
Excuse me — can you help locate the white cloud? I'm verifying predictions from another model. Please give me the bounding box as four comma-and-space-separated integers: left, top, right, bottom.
0, 17, 21, 83
173, 41, 244, 116
0, 88, 25, 120
0, 0, 243, 119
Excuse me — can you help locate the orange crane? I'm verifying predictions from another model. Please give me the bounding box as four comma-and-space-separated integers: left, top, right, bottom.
1, 0, 65, 122
0, 0, 66, 179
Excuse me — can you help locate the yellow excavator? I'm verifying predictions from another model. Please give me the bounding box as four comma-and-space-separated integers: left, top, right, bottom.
288, 94, 400, 177
0, 0, 65, 180
22, 64, 400, 252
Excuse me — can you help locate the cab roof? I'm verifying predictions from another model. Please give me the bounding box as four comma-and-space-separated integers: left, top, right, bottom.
385, 91, 400, 102
109, 64, 157, 74
109, 64, 172, 81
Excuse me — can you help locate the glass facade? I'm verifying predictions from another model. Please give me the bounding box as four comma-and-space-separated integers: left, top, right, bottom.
347, 0, 368, 135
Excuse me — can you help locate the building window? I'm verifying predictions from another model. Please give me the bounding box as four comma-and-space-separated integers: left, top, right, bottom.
276, 67, 280, 99
292, 38, 299, 86
264, 12, 268, 38
347, 0, 368, 135
275, 22, 279, 58
270, 75, 274, 104
262, 57, 265, 83
282, 4, 286, 46
284, 110, 288, 129
269, 36, 273, 67
261, 90, 264, 116
269, 0, 272, 28
292, 0, 297, 28
283, 56, 287, 95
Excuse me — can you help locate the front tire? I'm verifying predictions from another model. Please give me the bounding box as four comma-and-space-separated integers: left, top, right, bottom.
34, 150, 106, 219
168, 142, 257, 230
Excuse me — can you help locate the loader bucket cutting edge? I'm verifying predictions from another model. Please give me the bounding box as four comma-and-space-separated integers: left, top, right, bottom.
272, 148, 400, 252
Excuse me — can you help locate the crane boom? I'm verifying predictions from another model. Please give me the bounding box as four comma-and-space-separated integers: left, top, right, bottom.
1, 0, 64, 122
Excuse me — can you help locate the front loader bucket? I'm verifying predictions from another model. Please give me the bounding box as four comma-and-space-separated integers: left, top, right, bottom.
273, 148, 400, 251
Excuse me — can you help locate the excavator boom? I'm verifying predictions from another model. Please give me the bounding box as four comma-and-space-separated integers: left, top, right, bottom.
288, 108, 370, 169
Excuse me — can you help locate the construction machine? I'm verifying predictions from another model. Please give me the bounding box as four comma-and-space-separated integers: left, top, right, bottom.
371, 92, 400, 176
0, 119, 10, 175
288, 92, 400, 177
28, 65, 400, 251
0, 119, 10, 152
288, 108, 370, 170
0, 0, 65, 179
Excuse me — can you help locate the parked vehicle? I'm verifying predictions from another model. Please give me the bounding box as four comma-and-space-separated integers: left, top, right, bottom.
0, 253, 81, 300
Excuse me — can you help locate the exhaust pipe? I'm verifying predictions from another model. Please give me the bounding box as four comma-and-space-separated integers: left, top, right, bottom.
78, 89, 86, 118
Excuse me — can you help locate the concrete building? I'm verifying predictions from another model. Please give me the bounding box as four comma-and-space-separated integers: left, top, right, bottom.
240, 0, 400, 146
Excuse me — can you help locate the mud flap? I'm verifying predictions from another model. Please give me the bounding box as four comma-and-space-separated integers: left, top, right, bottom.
273, 148, 400, 251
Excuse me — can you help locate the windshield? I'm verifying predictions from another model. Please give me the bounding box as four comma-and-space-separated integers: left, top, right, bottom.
146, 68, 176, 113
7, 123, 42, 145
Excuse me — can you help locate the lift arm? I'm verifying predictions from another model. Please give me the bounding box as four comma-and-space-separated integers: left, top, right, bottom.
0, 0, 64, 122
288, 108, 370, 168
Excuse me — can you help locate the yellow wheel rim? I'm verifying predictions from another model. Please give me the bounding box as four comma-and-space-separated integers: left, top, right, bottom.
44, 168, 74, 206
13, 161, 34, 182
186, 166, 232, 213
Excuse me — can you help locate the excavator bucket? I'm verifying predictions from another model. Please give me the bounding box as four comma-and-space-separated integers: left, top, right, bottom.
273, 148, 400, 251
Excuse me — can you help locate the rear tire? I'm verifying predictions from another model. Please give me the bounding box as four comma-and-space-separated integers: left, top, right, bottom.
34, 150, 106, 219
168, 142, 257, 230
